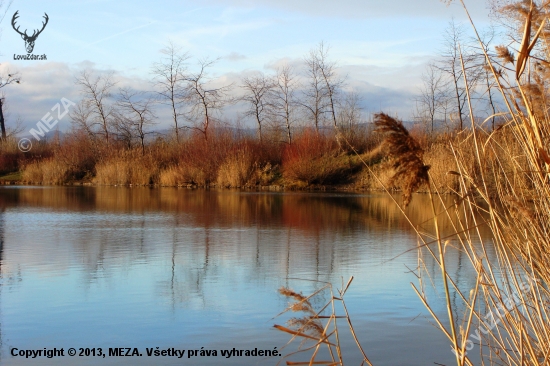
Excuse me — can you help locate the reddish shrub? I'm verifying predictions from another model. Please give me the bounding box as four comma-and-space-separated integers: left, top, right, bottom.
282, 129, 355, 185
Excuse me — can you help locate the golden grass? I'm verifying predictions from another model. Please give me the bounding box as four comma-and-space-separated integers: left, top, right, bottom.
21, 161, 43, 184
158, 166, 183, 186
158, 164, 207, 186
0, 171, 22, 181
423, 142, 460, 193
283, 152, 360, 187
0, 136, 20, 154
216, 147, 256, 188
94, 150, 159, 185
21, 159, 71, 185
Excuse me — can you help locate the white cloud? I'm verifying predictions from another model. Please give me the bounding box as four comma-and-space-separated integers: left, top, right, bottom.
195, 0, 489, 20
225, 52, 247, 61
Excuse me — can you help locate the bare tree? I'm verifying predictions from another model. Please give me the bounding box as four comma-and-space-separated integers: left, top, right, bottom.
415, 63, 449, 132
0, 0, 13, 36
489, 1, 550, 124
312, 43, 345, 130
0, 72, 19, 141
305, 42, 347, 148
184, 58, 232, 141
112, 112, 134, 149
151, 42, 189, 143
489, 0, 550, 44
270, 66, 297, 145
240, 72, 273, 142
70, 100, 96, 141
301, 46, 330, 133
337, 91, 363, 136
73, 70, 117, 144
436, 20, 481, 130
115, 88, 157, 155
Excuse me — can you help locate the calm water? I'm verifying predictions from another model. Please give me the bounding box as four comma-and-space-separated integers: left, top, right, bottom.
0, 186, 488, 365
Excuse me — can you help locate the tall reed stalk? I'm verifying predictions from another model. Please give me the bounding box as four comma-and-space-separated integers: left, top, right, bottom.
367, 2, 550, 365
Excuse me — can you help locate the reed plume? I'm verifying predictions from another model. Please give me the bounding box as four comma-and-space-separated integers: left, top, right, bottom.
275, 278, 373, 366
495, 45, 515, 65
277, 287, 323, 337
374, 113, 430, 207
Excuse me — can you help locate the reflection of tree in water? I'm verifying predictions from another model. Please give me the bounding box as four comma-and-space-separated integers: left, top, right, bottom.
157, 212, 212, 311
150, 192, 396, 309
0, 187, 487, 315
0, 206, 21, 360
0, 206, 20, 360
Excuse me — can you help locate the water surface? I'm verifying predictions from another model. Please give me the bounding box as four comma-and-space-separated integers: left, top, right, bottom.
0, 187, 488, 365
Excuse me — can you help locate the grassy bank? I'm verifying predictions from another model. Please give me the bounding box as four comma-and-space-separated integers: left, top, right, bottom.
1, 125, 517, 195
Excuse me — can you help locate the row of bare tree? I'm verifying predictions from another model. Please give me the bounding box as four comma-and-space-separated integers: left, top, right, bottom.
414, 20, 501, 132
68, 41, 362, 152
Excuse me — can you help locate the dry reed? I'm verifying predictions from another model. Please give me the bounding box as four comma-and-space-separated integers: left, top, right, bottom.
21, 158, 71, 184
216, 147, 256, 188
360, 2, 550, 365
274, 277, 373, 366
94, 150, 159, 185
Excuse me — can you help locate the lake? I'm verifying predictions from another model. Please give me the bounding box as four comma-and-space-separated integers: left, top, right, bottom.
0, 186, 488, 365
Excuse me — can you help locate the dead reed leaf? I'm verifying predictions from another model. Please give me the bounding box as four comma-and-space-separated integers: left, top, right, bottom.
516, 5, 546, 80
341, 276, 353, 296
539, 148, 550, 165
516, 5, 533, 79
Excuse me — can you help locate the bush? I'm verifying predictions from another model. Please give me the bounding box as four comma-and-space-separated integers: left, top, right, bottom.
282, 129, 358, 185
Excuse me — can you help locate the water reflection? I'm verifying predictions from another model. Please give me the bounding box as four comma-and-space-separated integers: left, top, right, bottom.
0, 187, 490, 365
0, 187, 466, 226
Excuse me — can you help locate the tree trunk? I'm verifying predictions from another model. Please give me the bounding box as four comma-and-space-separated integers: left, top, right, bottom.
0, 98, 6, 141
453, 79, 464, 130
172, 96, 179, 143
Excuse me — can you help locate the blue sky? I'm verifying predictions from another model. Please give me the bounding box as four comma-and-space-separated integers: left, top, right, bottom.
0, 0, 492, 132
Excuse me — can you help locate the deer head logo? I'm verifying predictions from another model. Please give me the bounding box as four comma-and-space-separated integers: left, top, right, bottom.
12, 11, 49, 54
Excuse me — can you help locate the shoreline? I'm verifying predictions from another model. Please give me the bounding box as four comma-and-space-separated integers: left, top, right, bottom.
0, 179, 373, 192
